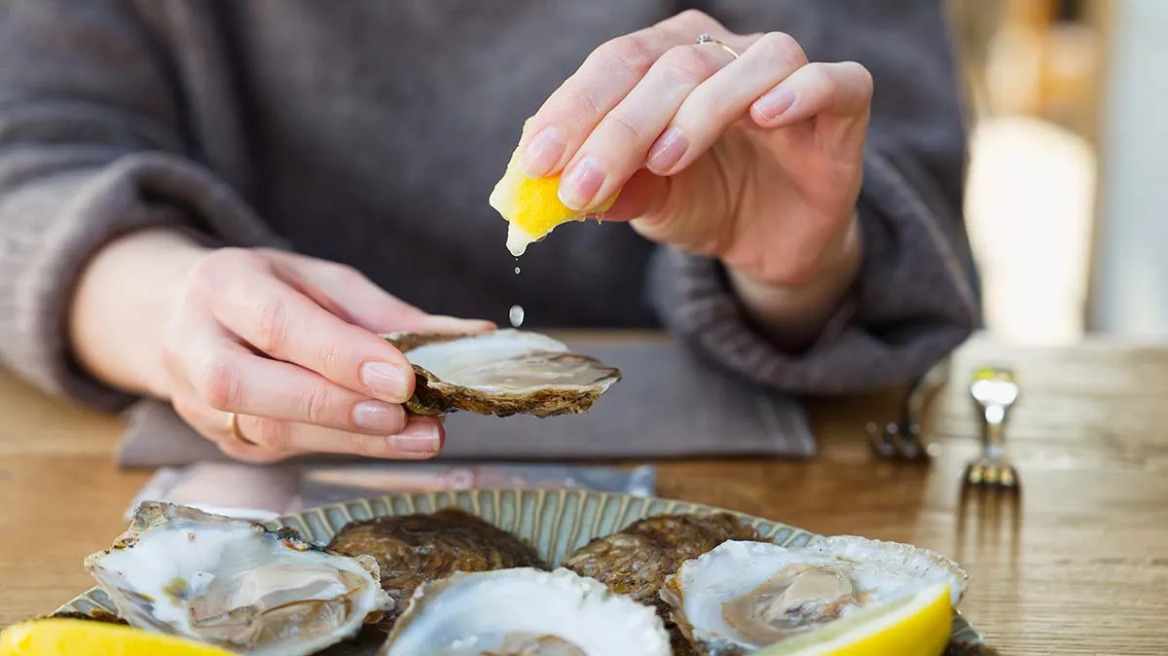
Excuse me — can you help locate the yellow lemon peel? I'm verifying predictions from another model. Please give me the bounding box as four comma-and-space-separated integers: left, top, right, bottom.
0, 619, 237, 656
489, 144, 618, 257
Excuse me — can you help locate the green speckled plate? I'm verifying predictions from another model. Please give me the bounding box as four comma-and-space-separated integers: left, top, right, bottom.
56, 488, 986, 651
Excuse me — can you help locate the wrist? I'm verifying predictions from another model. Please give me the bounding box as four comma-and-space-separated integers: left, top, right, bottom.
69, 228, 210, 398
727, 211, 862, 350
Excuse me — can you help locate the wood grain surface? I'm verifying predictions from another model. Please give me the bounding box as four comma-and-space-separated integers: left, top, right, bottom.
1, 334, 1166, 655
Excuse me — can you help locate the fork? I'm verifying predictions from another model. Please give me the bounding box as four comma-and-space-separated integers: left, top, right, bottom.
867, 358, 951, 460
964, 367, 1020, 489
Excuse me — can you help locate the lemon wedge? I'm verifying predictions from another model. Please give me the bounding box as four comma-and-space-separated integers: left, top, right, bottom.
489, 144, 619, 257
755, 583, 954, 656
0, 619, 236, 656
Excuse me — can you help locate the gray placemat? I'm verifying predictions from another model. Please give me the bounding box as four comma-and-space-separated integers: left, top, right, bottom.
116, 339, 815, 468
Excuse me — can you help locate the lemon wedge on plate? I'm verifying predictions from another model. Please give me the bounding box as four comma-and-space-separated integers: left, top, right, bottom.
489, 144, 619, 257
756, 583, 954, 656
0, 619, 235, 656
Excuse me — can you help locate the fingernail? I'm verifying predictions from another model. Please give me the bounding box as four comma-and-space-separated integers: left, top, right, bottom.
360, 362, 412, 403
352, 400, 404, 432
388, 423, 441, 454
754, 87, 796, 122
647, 128, 689, 173
558, 156, 605, 211
519, 127, 565, 177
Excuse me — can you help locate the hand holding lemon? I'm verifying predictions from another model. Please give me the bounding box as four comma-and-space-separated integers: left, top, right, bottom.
491, 9, 869, 348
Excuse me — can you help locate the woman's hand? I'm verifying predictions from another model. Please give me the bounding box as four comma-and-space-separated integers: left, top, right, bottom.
519, 10, 871, 347
70, 230, 493, 463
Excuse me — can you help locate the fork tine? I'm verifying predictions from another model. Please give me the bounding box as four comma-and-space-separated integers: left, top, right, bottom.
965, 463, 984, 486
984, 464, 1000, 486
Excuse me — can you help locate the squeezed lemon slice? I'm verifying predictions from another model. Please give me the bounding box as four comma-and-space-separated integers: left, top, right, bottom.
489, 144, 619, 257
756, 583, 954, 656
0, 619, 236, 656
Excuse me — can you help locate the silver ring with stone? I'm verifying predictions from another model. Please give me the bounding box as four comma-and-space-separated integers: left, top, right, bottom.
696, 33, 741, 60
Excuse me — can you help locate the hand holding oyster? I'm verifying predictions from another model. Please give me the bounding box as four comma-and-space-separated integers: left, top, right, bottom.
384, 329, 621, 418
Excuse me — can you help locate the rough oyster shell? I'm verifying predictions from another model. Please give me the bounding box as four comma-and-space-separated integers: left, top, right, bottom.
563, 513, 764, 655
383, 329, 621, 417
562, 513, 764, 604
327, 508, 546, 630
660, 537, 968, 654
84, 502, 389, 656
378, 568, 672, 656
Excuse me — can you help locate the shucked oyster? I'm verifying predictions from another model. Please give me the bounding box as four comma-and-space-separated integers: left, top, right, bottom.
84, 502, 389, 656
379, 568, 672, 656
660, 537, 968, 654
328, 508, 546, 629
383, 329, 620, 417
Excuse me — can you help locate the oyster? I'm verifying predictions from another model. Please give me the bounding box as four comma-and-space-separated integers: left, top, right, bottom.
660, 537, 968, 654
383, 329, 621, 417
84, 502, 389, 656
562, 513, 764, 604
328, 508, 546, 628
378, 568, 672, 656
563, 513, 763, 656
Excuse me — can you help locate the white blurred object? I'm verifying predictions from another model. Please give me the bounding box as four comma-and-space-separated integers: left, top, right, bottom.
965, 116, 1097, 344
1090, 0, 1168, 337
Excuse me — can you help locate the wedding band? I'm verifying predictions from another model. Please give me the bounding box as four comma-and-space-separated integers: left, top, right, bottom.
696, 33, 740, 60
226, 412, 257, 446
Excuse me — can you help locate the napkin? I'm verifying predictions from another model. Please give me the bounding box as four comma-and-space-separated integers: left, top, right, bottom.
116, 338, 815, 468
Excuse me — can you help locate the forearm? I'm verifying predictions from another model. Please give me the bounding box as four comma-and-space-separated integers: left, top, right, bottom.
727, 213, 862, 352
68, 229, 209, 399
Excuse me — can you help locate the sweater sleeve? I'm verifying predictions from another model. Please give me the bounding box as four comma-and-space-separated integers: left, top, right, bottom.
647, 0, 980, 394
0, 0, 275, 408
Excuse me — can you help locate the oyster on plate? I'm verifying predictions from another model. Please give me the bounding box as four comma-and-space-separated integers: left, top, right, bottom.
378, 568, 672, 656
564, 513, 764, 656
660, 537, 968, 655
328, 508, 546, 629
383, 329, 621, 417
83, 502, 389, 656
562, 513, 764, 605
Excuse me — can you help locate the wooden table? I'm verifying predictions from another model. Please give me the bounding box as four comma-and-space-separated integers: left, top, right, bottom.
1, 335, 1166, 655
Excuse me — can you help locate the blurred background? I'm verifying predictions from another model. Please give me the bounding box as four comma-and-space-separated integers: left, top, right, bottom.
948, 0, 1168, 344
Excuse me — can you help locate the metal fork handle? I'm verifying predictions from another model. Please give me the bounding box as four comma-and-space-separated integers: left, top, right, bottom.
981, 403, 1009, 459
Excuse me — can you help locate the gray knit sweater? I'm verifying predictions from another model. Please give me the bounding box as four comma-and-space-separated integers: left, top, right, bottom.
0, 0, 978, 412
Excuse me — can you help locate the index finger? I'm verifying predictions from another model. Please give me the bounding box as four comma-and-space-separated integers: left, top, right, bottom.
518, 10, 726, 178
209, 269, 416, 405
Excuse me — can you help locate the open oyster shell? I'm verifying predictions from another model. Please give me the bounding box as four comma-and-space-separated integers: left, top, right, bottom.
84, 502, 389, 656
378, 568, 672, 656
384, 329, 621, 417
660, 537, 968, 655
563, 513, 764, 656
327, 508, 546, 630
563, 513, 764, 605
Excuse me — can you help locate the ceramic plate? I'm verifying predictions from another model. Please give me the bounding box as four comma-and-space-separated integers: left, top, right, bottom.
56, 488, 986, 651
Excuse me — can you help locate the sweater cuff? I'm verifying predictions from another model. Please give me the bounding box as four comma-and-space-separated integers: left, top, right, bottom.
647, 148, 978, 395
0, 152, 281, 410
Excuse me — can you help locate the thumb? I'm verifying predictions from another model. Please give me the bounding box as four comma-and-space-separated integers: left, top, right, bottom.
607, 163, 733, 256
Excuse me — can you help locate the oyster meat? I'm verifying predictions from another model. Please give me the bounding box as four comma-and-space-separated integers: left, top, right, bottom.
379, 568, 672, 656
660, 537, 968, 654
383, 329, 621, 417
328, 508, 546, 628
84, 502, 389, 656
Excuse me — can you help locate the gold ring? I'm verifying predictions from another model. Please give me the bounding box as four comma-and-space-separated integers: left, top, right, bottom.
696, 33, 740, 60
226, 412, 257, 446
